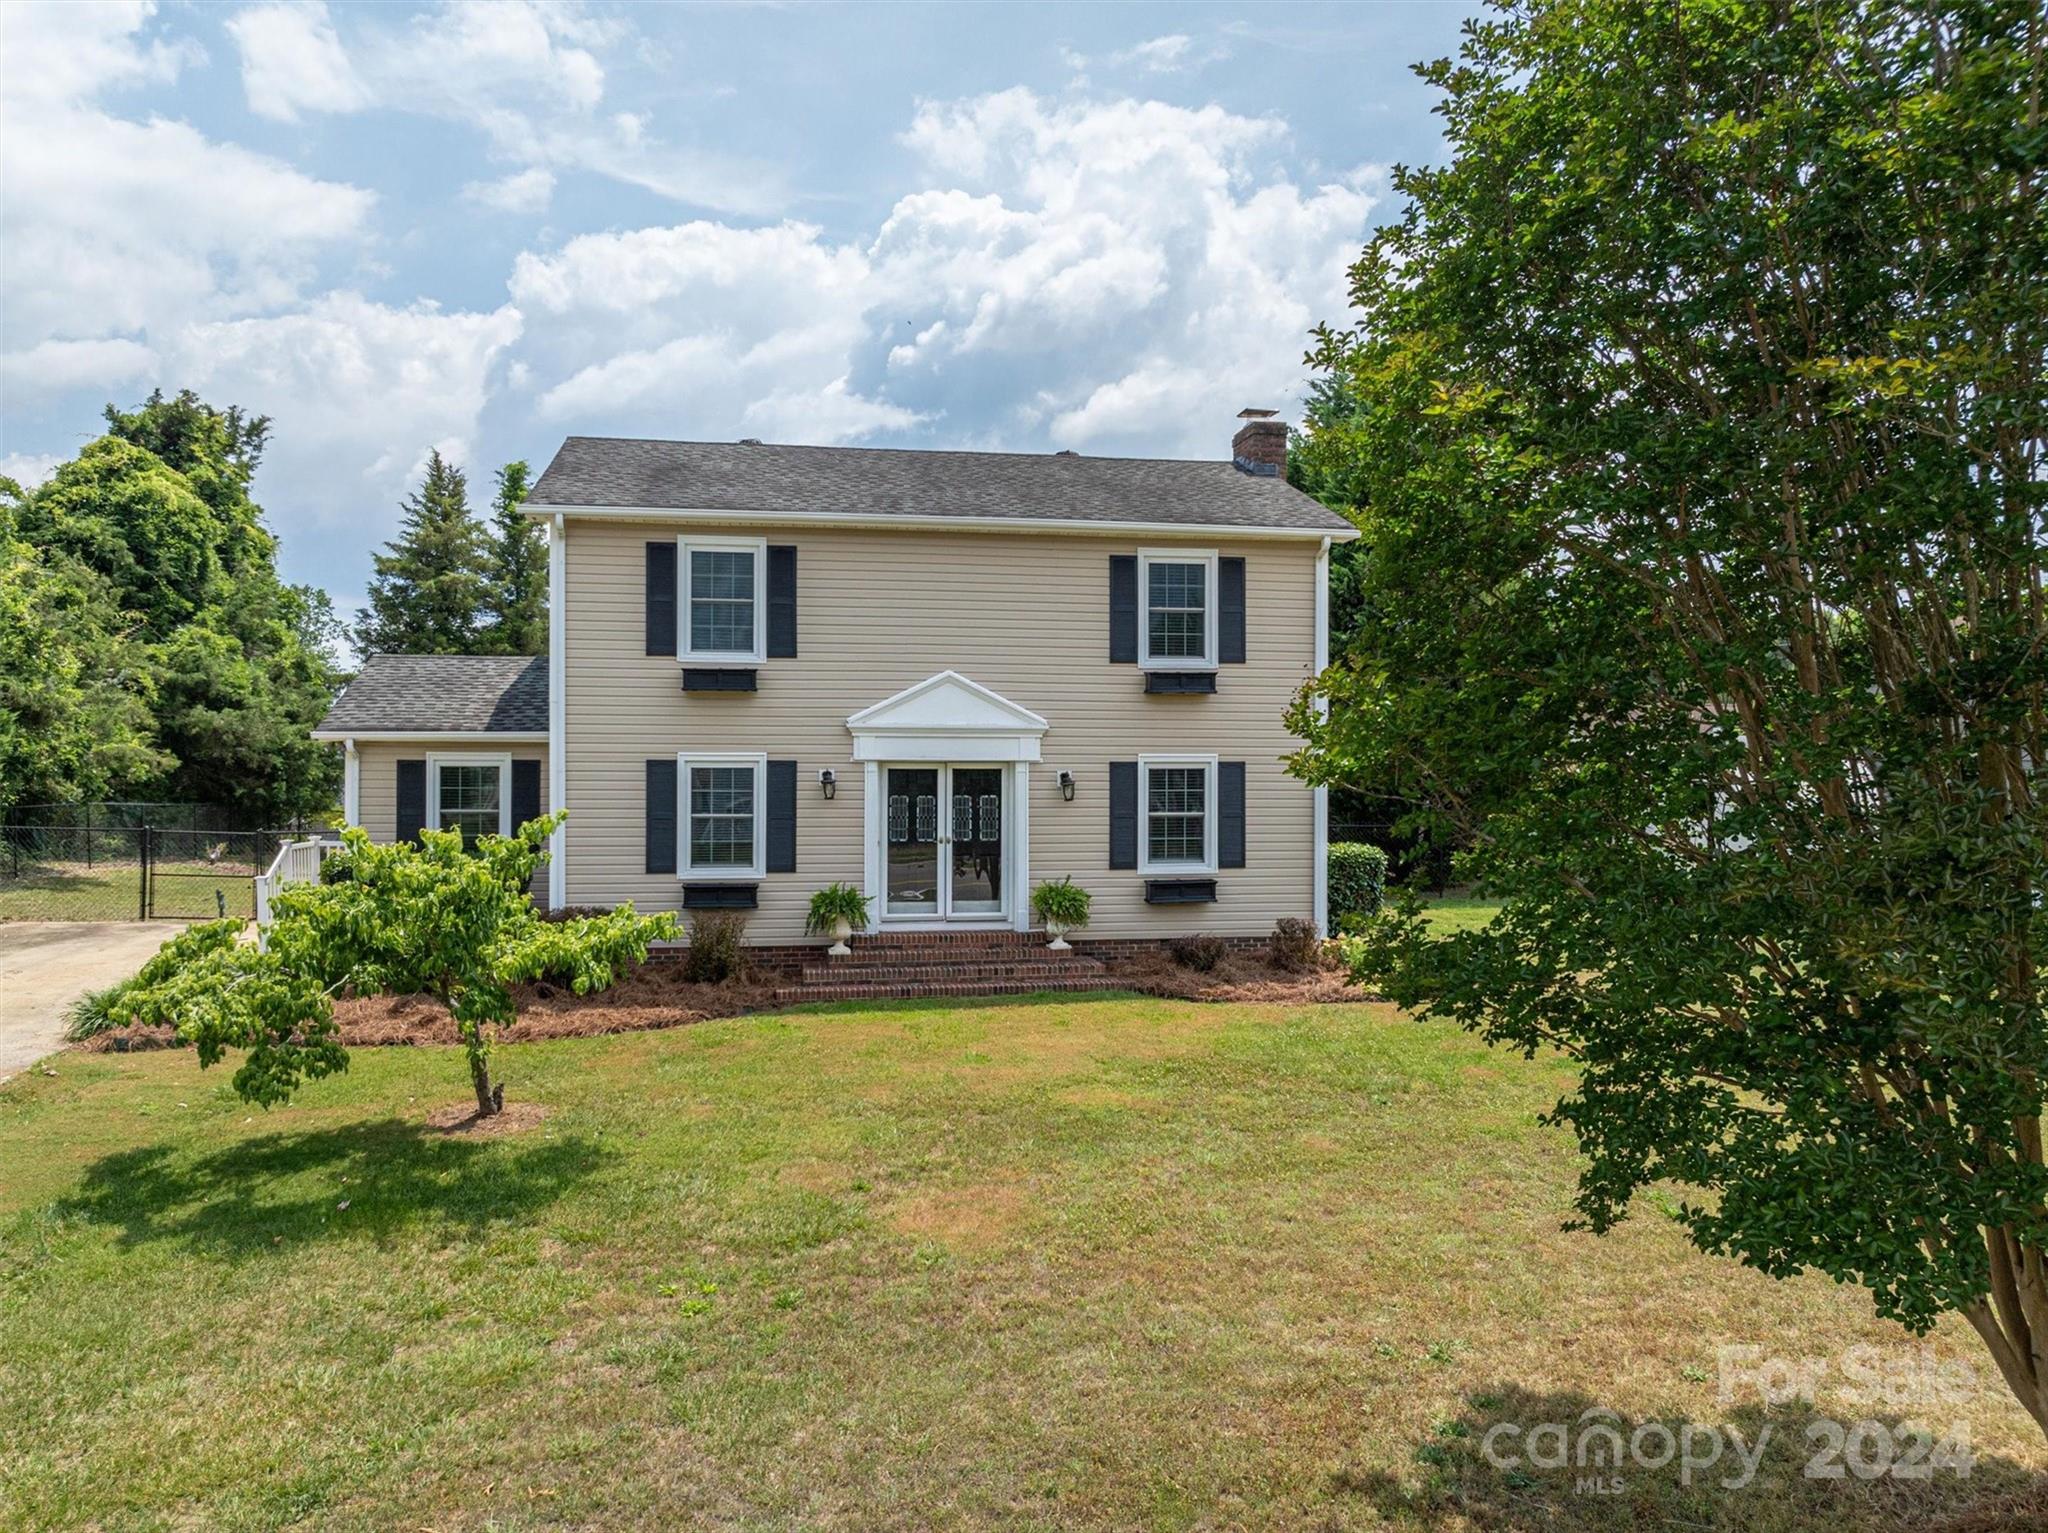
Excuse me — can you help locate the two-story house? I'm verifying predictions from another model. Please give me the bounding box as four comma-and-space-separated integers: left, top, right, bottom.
312, 411, 1356, 948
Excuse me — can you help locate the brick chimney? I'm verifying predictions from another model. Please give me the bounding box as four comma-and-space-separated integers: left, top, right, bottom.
1232, 407, 1285, 476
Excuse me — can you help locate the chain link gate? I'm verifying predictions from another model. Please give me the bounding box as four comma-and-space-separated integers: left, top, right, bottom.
0, 824, 289, 921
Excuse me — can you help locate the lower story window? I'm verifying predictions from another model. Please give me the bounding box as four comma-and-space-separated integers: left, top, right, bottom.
1140, 755, 1216, 872
681, 753, 766, 878
430, 756, 509, 846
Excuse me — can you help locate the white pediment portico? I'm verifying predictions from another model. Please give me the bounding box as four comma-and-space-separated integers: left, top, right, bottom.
846, 671, 1048, 763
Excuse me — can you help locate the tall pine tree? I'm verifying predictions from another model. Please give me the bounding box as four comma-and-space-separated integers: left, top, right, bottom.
352, 451, 491, 656
479, 460, 546, 655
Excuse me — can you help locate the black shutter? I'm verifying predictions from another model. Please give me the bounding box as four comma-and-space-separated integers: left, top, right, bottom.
1218, 761, 1246, 868
645, 759, 677, 875
766, 545, 797, 658
1109, 555, 1138, 663
511, 759, 541, 831
1219, 557, 1246, 664
396, 759, 426, 844
1109, 760, 1138, 869
766, 759, 797, 872
646, 541, 677, 657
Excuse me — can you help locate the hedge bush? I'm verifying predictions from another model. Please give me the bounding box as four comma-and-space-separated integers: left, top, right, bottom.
1327, 842, 1389, 927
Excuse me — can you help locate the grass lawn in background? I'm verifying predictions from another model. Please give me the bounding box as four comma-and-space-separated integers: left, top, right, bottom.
2, 995, 2041, 1531
0, 860, 255, 922
1412, 892, 1503, 935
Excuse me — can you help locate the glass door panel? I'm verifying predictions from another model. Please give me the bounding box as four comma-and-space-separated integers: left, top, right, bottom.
948, 767, 1004, 915
885, 767, 941, 917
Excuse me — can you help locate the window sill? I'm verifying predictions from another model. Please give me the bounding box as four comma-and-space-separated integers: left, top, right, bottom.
1143, 670, 1218, 695
681, 667, 758, 692
682, 882, 759, 909
1144, 877, 1218, 904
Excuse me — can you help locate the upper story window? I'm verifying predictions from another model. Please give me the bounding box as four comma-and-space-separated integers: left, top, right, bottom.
1140, 549, 1218, 669
429, 754, 510, 846
1138, 753, 1217, 872
682, 752, 766, 879
681, 536, 767, 661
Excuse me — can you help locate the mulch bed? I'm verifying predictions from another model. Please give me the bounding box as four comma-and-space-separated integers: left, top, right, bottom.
81, 946, 1371, 1054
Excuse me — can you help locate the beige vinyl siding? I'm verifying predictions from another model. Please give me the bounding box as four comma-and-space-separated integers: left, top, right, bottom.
562, 519, 1320, 941
351, 742, 551, 901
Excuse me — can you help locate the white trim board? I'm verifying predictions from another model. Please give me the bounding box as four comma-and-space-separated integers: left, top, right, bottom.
312, 730, 547, 743
527, 502, 1358, 543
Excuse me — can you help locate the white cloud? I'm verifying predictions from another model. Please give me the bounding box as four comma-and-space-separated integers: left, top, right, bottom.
0, 337, 158, 399
463, 166, 556, 214
0, 452, 64, 490
505, 89, 1373, 458
1111, 35, 1193, 72
226, 2, 368, 122
0, 5, 373, 348
165, 294, 523, 525
221, 0, 781, 213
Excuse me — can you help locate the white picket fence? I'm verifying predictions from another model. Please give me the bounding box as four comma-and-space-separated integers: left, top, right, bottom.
254, 837, 338, 939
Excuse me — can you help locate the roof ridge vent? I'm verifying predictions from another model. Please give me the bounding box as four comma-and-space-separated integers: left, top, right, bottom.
1054, 449, 1079, 456
738, 437, 763, 446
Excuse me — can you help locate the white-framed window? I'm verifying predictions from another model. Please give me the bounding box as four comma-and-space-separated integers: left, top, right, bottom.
679, 535, 768, 661
427, 753, 511, 845
1138, 752, 1218, 872
1139, 549, 1219, 669
679, 751, 767, 880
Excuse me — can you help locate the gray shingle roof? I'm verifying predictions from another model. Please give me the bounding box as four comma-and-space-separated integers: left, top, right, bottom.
527, 436, 1353, 534
315, 655, 547, 735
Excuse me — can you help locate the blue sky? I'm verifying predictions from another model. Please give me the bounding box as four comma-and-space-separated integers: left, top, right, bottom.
0, 1, 1475, 630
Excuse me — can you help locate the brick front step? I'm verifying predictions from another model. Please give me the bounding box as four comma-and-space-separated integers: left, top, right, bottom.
772, 975, 1125, 1005
842, 931, 1056, 952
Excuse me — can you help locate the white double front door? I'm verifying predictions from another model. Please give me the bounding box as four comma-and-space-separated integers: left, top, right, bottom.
882, 763, 1008, 921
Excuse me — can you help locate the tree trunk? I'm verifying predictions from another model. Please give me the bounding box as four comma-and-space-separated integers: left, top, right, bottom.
469, 1049, 502, 1117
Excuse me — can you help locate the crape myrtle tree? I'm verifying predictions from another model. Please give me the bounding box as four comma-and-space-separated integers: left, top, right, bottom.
1287, 1, 2048, 1429
119, 815, 678, 1117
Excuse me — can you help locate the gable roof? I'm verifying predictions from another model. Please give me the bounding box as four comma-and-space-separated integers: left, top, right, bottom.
313, 654, 548, 738
527, 436, 1355, 537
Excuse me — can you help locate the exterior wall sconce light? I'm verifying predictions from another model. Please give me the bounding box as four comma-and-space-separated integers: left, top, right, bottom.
819, 769, 837, 800
1057, 770, 1076, 802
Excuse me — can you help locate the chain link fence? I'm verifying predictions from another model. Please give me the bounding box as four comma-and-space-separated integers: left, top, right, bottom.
0, 808, 324, 922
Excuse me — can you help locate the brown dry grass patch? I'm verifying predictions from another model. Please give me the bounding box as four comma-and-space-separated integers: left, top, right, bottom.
423, 1099, 548, 1136
886, 1176, 1031, 1251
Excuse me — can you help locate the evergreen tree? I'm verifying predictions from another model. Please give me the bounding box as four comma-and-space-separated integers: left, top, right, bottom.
352, 451, 491, 656
479, 460, 547, 655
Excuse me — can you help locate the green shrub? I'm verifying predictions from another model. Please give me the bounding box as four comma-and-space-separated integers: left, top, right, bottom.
317, 848, 355, 884
1030, 877, 1092, 931
1169, 933, 1226, 972
64, 984, 131, 1042
805, 882, 871, 935
1268, 917, 1320, 973
683, 910, 748, 983
1327, 842, 1389, 927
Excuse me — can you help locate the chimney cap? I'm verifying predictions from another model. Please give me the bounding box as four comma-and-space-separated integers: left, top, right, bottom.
1237, 407, 1279, 420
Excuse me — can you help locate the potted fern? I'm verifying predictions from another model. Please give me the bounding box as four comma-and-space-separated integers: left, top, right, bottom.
806, 881, 871, 956
1031, 877, 1092, 951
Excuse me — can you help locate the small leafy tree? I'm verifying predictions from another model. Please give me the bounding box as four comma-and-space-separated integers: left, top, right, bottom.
119, 816, 678, 1116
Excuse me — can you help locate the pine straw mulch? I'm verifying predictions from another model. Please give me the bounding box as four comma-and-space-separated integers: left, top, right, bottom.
80, 944, 1374, 1054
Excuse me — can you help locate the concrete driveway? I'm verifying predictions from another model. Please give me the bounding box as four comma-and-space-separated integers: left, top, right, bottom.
0, 922, 188, 1083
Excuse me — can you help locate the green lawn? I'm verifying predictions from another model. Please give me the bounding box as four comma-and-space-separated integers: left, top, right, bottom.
2, 997, 2039, 1531
0, 860, 255, 921
1415, 893, 1504, 934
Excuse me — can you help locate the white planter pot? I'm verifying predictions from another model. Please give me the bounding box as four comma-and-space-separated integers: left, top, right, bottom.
828, 916, 853, 957
1045, 922, 1071, 952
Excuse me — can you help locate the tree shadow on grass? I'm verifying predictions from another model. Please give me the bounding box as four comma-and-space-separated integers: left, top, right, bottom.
54, 1116, 611, 1259
1330, 1381, 2047, 1532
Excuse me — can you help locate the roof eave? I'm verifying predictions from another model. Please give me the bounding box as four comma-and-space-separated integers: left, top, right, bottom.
311, 729, 550, 743
521, 502, 1358, 542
